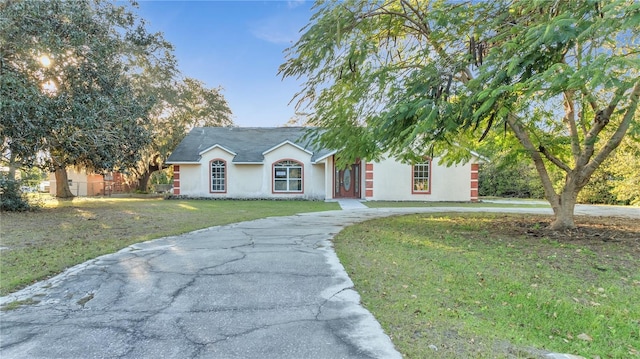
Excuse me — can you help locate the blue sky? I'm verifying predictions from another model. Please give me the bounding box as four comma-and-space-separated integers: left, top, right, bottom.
132, 0, 315, 127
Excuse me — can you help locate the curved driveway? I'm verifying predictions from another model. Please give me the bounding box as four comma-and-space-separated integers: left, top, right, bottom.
1, 204, 638, 358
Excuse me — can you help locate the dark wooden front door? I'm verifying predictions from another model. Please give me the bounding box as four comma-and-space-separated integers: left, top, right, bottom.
334, 160, 361, 198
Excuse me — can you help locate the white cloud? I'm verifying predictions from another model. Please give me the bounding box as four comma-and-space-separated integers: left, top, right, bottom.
250, 14, 304, 45
287, 0, 306, 9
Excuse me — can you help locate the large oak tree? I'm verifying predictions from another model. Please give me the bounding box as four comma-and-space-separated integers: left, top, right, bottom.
1, 0, 158, 197
130, 77, 233, 192
280, 0, 640, 229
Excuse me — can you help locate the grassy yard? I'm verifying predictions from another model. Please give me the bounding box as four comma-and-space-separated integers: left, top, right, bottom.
334, 213, 640, 358
0, 197, 339, 295
364, 199, 549, 208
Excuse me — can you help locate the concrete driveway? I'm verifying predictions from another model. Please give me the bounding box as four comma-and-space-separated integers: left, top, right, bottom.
1, 204, 638, 358
1, 208, 406, 359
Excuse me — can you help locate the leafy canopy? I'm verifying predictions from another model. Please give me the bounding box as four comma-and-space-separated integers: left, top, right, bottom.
281, 0, 640, 228
281, 0, 639, 166
1, 0, 160, 174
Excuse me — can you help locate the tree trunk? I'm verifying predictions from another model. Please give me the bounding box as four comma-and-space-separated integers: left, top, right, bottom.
550, 181, 579, 230
7, 151, 18, 181
136, 169, 152, 192
135, 161, 161, 192
54, 166, 75, 198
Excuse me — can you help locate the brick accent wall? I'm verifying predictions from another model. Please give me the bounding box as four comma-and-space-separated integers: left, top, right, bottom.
173, 165, 180, 195
470, 163, 479, 202
365, 163, 374, 198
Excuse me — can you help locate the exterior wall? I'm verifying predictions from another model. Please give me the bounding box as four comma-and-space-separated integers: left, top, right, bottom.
262, 143, 325, 200
176, 143, 326, 200
49, 168, 104, 196
308, 162, 326, 199
174, 145, 475, 202
86, 174, 104, 196
323, 156, 335, 200
365, 156, 473, 202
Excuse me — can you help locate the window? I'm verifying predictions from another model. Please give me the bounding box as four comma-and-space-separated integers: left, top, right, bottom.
412, 161, 431, 193
273, 160, 302, 192
210, 159, 226, 192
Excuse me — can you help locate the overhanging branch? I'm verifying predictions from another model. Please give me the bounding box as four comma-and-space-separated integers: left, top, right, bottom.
563, 90, 581, 160
584, 81, 640, 178
538, 145, 572, 173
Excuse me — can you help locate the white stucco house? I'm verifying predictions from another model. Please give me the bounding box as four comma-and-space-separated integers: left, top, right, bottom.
165, 127, 481, 202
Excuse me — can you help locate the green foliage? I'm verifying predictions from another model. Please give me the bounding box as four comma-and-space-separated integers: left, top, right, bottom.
128, 77, 233, 191
578, 170, 619, 205
150, 169, 172, 185
0, 178, 35, 212
605, 136, 640, 205
0, 0, 175, 195
281, 0, 640, 228
479, 161, 545, 199
18, 167, 47, 189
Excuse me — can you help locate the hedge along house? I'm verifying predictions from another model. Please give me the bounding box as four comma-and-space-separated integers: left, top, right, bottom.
165, 127, 481, 202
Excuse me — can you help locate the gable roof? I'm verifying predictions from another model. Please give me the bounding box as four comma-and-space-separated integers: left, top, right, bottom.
166, 127, 333, 164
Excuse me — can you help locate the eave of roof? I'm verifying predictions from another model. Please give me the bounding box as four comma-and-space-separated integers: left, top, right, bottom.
311, 150, 337, 164
262, 140, 313, 157
198, 144, 237, 157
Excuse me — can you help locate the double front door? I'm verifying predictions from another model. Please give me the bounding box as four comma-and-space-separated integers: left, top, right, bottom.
334, 160, 361, 198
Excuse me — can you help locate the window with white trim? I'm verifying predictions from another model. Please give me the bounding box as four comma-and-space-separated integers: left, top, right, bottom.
273, 160, 302, 192
413, 161, 431, 193
210, 159, 226, 192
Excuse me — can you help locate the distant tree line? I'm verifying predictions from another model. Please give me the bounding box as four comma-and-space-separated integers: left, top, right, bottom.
479, 136, 640, 205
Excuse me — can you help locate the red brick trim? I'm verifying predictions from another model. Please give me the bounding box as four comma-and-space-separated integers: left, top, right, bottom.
365, 163, 374, 198
172, 165, 180, 195
470, 163, 479, 202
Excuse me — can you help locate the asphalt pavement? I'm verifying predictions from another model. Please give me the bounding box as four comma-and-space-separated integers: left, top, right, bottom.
1, 203, 638, 358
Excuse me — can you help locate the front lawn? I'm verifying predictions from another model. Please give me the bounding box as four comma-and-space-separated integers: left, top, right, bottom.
0, 198, 339, 295
364, 200, 549, 208
334, 213, 640, 358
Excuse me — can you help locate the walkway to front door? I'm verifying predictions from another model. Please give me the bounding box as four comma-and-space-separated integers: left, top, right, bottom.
337, 199, 368, 210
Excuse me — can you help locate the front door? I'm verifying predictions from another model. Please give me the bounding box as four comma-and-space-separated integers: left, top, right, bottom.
334, 160, 361, 198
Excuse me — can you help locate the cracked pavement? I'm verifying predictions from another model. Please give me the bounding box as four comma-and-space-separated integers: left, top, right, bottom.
1, 209, 408, 359
2, 205, 638, 358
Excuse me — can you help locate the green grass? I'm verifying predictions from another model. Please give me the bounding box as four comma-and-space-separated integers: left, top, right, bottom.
364, 200, 549, 208
333, 213, 640, 358
0, 197, 339, 295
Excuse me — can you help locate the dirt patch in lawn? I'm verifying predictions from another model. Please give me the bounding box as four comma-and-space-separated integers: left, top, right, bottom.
493, 214, 639, 254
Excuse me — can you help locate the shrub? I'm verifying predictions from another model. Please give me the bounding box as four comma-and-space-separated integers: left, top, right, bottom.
479, 162, 544, 199
0, 178, 35, 212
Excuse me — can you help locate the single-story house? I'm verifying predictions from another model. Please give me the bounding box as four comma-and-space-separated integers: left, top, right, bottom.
165, 127, 480, 202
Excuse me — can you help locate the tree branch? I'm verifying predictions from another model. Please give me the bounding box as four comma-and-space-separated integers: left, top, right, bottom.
506, 115, 560, 210
539, 145, 572, 173
583, 81, 640, 181
368, 1, 472, 82
580, 82, 633, 167
563, 90, 581, 160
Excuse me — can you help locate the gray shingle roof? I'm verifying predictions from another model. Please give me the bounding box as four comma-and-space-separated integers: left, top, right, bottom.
166, 127, 334, 164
